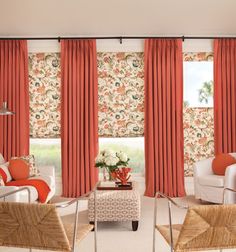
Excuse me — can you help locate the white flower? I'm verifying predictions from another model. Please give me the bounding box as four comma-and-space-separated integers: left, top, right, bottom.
95, 154, 104, 164
117, 151, 128, 162
104, 156, 119, 166
104, 149, 116, 158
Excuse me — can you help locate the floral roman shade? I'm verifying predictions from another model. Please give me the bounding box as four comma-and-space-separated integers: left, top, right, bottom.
29, 52, 144, 138
29, 53, 61, 138
183, 108, 214, 176
97, 52, 144, 137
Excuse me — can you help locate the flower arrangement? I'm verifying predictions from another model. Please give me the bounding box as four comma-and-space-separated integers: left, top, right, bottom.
95, 150, 130, 175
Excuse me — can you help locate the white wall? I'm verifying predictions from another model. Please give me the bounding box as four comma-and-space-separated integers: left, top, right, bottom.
28, 39, 213, 53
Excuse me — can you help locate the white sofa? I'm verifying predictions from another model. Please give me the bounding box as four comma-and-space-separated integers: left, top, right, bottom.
193, 153, 236, 204
0, 154, 55, 203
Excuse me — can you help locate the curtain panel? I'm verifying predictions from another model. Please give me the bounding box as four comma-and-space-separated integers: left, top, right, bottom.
214, 39, 236, 154
144, 39, 185, 197
0, 40, 29, 161
61, 40, 98, 197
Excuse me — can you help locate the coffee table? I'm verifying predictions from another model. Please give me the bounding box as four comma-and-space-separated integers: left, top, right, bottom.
88, 181, 141, 231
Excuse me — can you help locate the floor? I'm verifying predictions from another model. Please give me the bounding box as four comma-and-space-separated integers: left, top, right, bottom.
1, 177, 236, 252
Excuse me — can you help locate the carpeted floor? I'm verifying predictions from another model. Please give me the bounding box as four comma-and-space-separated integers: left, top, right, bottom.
1, 177, 236, 252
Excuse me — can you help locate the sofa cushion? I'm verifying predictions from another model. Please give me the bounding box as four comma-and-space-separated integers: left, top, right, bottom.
198, 175, 224, 188
212, 153, 236, 175
0, 169, 7, 184
0, 174, 5, 186
0, 153, 5, 165
0, 163, 12, 182
8, 159, 30, 180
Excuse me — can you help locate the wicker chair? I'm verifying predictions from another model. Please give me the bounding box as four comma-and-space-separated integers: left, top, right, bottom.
153, 188, 236, 252
0, 187, 98, 252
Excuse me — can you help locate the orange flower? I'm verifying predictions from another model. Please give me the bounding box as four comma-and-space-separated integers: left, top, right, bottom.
198, 137, 207, 144
117, 52, 125, 60
117, 85, 125, 94
37, 86, 45, 94
36, 53, 44, 60
117, 120, 126, 126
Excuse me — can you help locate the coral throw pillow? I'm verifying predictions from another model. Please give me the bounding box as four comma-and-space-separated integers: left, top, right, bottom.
8, 159, 30, 180
212, 153, 236, 175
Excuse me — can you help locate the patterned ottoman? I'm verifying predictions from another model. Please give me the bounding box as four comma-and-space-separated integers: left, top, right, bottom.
88, 182, 141, 231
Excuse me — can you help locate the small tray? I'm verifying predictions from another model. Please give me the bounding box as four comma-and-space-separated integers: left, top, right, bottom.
97, 181, 133, 190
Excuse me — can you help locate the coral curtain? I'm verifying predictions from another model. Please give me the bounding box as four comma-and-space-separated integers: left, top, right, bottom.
61, 40, 98, 197
214, 39, 236, 154
144, 39, 185, 197
0, 40, 29, 161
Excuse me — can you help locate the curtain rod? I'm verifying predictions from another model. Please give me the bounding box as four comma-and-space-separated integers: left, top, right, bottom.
0, 36, 236, 42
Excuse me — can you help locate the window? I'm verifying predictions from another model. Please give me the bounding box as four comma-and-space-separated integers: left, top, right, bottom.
30, 139, 61, 176
183, 53, 214, 176
184, 61, 213, 107
99, 137, 144, 174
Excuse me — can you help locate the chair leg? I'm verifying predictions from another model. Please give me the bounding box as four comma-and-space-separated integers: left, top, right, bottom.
94, 189, 98, 252
153, 197, 158, 252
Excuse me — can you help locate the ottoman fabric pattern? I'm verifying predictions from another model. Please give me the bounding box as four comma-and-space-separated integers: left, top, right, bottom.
88, 183, 140, 222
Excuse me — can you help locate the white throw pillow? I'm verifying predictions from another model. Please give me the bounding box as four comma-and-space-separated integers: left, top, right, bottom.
0, 153, 5, 165
0, 162, 12, 182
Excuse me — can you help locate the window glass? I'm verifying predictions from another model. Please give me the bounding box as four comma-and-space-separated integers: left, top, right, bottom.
184, 61, 213, 107
30, 138, 61, 176
99, 137, 144, 174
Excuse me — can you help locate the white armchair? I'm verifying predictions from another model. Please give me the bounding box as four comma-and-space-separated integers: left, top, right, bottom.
193, 153, 236, 204
0, 165, 56, 203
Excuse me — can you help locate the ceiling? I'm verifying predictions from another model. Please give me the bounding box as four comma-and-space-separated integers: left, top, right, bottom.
0, 0, 236, 37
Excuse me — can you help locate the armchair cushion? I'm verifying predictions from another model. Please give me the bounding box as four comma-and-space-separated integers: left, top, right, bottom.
212, 153, 236, 175
198, 175, 224, 187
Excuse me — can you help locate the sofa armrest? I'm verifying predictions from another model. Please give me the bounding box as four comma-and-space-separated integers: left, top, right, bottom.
193, 157, 214, 177
0, 186, 20, 201
38, 165, 55, 178
225, 164, 236, 189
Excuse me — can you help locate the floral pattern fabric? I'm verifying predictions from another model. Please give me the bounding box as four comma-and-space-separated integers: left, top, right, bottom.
183, 52, 213, 61
28, 52, 215, 176
183, 108, 214, 176
97, 52, 144, 137
29, 53, 61, 138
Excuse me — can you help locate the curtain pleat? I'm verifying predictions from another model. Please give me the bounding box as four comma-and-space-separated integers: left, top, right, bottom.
0, 40, 29, 161
144, 39, 185, 197
61, 40, 98, 197
214, 39, 236, 154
